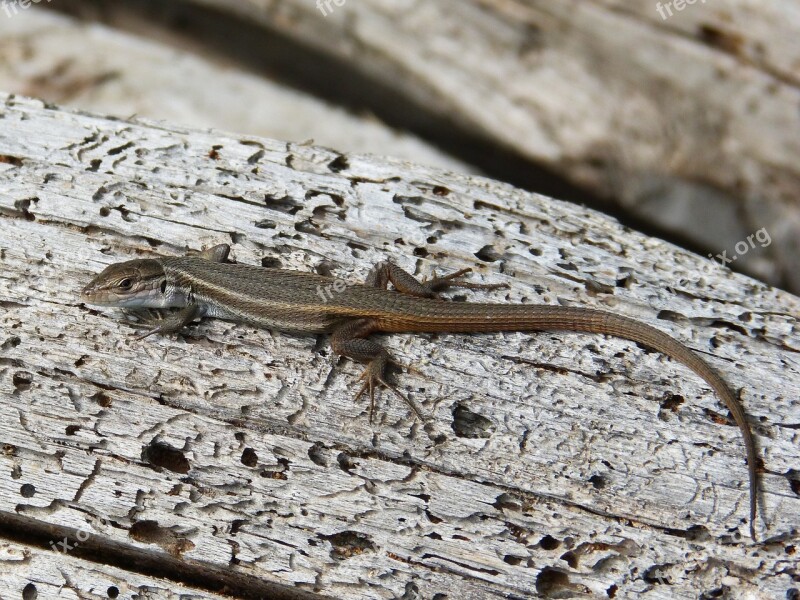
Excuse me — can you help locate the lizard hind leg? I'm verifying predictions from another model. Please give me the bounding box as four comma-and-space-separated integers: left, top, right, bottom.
365, 261, 506, 298
331, 318, 425, 423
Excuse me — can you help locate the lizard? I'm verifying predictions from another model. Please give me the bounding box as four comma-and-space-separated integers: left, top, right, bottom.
80, 243, 761, 540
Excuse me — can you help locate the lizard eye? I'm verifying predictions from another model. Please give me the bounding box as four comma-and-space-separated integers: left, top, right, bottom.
118, 278, 133, 290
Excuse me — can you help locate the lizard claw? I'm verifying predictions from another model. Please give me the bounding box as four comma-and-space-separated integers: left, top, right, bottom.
353, 359, 425, 423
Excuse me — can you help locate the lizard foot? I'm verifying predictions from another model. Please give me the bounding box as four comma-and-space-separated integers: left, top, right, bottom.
353, 356, 425, 423
424, 268, 508, 292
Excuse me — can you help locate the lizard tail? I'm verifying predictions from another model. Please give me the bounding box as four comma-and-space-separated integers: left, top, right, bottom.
377, 304, 759, 539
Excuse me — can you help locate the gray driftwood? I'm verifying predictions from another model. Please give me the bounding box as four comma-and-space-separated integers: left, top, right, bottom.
0, 94, 798, 599
0, 538, 241, 599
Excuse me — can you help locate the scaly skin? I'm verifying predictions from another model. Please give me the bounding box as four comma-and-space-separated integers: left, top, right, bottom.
81, 244, 760, 540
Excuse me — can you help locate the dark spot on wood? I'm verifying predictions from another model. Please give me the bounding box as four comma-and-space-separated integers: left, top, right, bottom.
346, 240, 368, 252
588, 474, 607, 489
561, 550, 578, 568
616, 274, 634, 288
241, 447, 258, 467
260, 256, 282, 269
320, 530, 376, 559
12, 371, 33, 392
99, 206, 110, 217
493, 493, 521, 511
337, 452, 357, 473
659, 393, 684, 414
13, 198, 36, 221
88, 159, 102, 172
142, 441, 190, 474
475, 245, 500, 262
327, 154, 349, 172
308, 443, 328, 467
539, 535, 560, 550
264, 193, 301, 215
413, 247, 428, 257
644, 563, 675, 584
20, 483, 35, 498
66, 425, 80, 436
585, 279, 614, 296
295, 219, 321, 235
254, 219, 276, 229
656, 309, 686, 323
22, 583, 37, 600
607, 583, 618, 598
393, 194, 425, 206
432, 186, 450, 196
129, 519, 195, 556
503, 554, 524, 565
698, 24, 744, 55
107, 586, 119, 599
1, 336, 21, 350
247, 149, 265, 164
709, 319, 748, 337
529, 247, 542, 257
230, 519, 246, 535
107, 142, 134, 156
535, 567, 570, 596
0, 154, 23, 166
208, 145, 223, 160
451, 404, 494, 438
425, 510, 443, 524
91, 391, 113, 407
520, 23, 544, 55
129, 520, 162, 541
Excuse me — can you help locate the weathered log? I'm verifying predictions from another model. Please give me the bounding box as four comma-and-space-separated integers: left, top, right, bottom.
0, 94, 798, 598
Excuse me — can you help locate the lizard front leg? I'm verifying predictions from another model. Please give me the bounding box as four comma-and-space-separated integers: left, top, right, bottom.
330, 318, 424, 422
132, 305, 200, 339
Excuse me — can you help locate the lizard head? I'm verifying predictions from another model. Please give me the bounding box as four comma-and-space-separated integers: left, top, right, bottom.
81, 259, 168, 308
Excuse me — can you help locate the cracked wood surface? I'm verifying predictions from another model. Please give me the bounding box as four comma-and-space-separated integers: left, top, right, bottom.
0, 94, 798, 598
0, 539, 236, 600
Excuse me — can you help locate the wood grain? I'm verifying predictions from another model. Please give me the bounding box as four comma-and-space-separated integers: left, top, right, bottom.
0, 93, 798, 598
